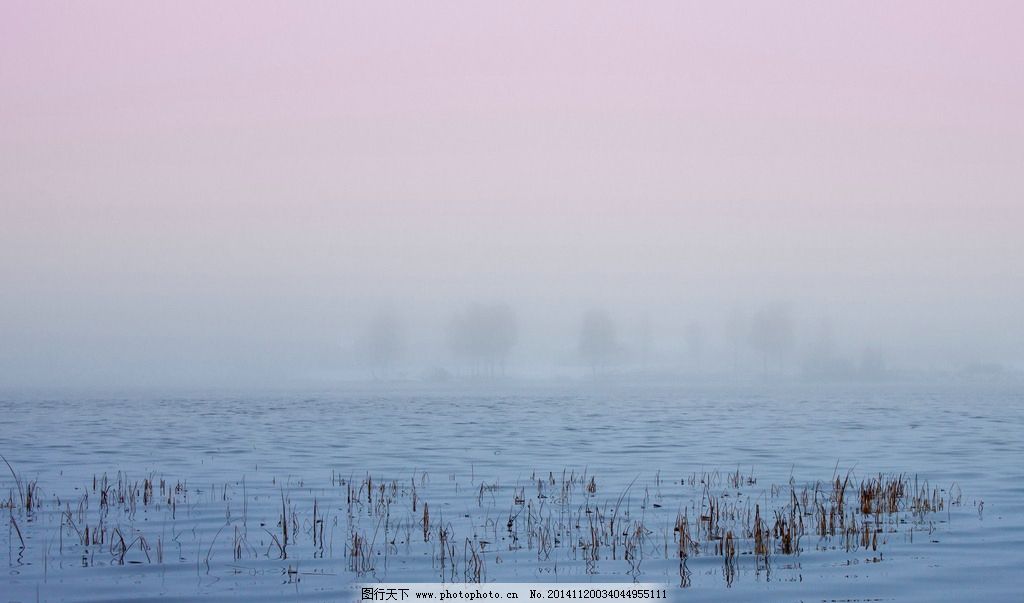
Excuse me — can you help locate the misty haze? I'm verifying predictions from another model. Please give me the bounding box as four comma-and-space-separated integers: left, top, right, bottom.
1, 2, 1022, 602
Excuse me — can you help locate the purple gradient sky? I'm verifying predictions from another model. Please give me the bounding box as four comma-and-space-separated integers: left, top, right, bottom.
2, 1, 1022, 385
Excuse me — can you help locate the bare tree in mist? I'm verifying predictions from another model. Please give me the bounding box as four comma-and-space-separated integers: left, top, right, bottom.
684, 322, 705, 373
637, 314, 653, 370
355, 311, 404, 379
859, 346, 889, 380
725, 310, 746, 374
447, 302, 518, 377
578, 309, 619, 377
801, 318, 853, 380
747, 303, 794, 374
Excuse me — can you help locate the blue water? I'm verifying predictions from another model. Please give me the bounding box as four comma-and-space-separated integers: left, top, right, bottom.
1, 382, 1021, 601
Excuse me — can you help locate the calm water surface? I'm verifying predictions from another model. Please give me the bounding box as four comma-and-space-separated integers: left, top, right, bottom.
1, 382, 1021, 601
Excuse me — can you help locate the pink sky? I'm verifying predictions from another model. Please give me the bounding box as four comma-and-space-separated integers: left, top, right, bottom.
1, 1, 1022, 383
4, 1, 1022, 210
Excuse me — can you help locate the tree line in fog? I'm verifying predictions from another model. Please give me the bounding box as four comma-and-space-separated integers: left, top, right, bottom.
351, 302, 912, 382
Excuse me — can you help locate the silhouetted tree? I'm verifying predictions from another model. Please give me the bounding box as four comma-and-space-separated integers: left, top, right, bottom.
355, 311, 404, 379
801, 318, 854, 380
637, 314, 653, 370
684, 322, 705, 372
724, 309, 746, 374
578, 309, 619, 376
747, 303, 794, 373
447, 302, 518, 377
859, 346, 888, 380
